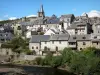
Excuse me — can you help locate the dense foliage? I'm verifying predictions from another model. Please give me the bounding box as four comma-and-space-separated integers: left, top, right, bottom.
1, 37, 31, 54
33, 47, 100, 75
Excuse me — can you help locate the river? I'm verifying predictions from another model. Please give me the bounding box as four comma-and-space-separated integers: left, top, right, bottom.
0, 64, 75, 75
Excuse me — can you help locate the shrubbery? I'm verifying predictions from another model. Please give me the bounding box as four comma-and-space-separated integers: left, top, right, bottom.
33, 47, 100, 75
12, 46, 100, 75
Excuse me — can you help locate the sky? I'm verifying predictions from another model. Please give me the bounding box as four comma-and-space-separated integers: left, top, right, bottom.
0, 0, 100, 20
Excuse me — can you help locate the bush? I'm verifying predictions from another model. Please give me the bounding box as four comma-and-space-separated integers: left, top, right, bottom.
34, 57, 43, 65
24, 50, 33, 55
1, 43, 13, 48
51, 55, 62, 68
69, 48, 100, 75
43, 52, 53, 65
61, 48, 73, 65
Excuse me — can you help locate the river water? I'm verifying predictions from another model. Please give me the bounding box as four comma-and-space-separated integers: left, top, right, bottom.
0, 64, 74, 75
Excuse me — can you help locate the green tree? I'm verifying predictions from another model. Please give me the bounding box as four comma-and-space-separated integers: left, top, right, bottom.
61, 48, 73, 65
43, 52, 53, 65
69, 48, 100, 75
1, 36, 29, 54
34, 57, 43, 65
51, 55, 62, 68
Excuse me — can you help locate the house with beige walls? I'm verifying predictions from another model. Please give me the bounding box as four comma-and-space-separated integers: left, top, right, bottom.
29, 34, 100, 55
29, 35, 50, 55
29, 34, 70, 55
67, 22, 92, 35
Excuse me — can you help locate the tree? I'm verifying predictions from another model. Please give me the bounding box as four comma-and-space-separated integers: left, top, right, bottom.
61, 47, 73, 65
51, 55, 62, 68
43, 52, 53, 65
34, 57, 43, 65
1, 36, 29, 54
69, 48, 100, 75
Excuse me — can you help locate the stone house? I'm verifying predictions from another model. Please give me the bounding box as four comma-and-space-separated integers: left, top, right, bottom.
67, 22, 92, 35
29, 34, 70, 55
60, 14, 75, 30
29, 35, 50, 55
11, 23, 22, 36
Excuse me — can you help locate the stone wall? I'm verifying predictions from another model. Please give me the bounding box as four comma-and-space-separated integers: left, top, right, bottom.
18, 55, 45, 61
0, 48, 13, 55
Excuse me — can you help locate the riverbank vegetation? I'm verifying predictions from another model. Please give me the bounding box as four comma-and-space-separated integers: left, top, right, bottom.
14, 47, 100, 75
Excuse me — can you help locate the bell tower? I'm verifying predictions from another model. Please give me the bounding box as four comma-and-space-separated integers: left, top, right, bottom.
38, 4, 45, 18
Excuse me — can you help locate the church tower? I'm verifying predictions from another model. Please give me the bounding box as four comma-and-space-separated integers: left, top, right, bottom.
38, 5, 45, 18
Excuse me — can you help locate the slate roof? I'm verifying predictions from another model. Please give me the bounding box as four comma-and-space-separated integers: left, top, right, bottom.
20, 22, 34, 26
47, 15, 59, 24
67, 21, 87, 29
59, 29, 69, 34
29, 35, 50, 43
91, 39, 100, 42
50, 29, 59, 34
50, 34, 70, 41
61, 14, 74, 18
95, 22, 100, 26
33, 18, 47, 25
68, 34, 91, 42
47, 18, 59, 24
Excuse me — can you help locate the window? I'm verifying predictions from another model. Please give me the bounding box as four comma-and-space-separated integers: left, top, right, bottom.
94, 36, 97, 39
73, 37, 76, 39
59, 41, 61, 44
32, 47, 34, 49
69, 42, 75, 45
45, 41, 47, 44
52, 41, 54, 44
1, 39, 4, 41
55, 46, 58, 51
82, 37, 86, 39
36, 47, 38, 49
44, 46, 47, 51
80, 48, 82, 50
67, 19, 69, 21
83, 42, 86, 45
75, 31, 77, 34
17, 26, 21, 30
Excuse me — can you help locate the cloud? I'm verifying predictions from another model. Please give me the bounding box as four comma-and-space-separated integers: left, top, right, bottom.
9, 17, 17, 20
26, 14, 37, 18
4, 15, 9, 18
87, 10, 100, 17
72, 8, 76, 11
